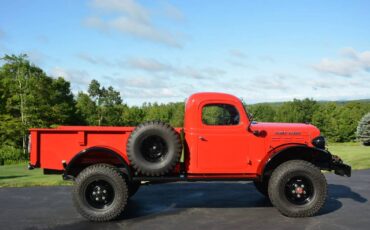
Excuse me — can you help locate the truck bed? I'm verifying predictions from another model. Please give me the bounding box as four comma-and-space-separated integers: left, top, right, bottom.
29, 126, 136, 170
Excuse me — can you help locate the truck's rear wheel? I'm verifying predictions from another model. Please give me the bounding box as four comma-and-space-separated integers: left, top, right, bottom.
127, 121, 182, 176
72, 164, 128, 222
268, 160, 327, 217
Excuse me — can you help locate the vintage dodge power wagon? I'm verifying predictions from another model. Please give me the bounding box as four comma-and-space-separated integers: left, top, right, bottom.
28, 92, 351, 221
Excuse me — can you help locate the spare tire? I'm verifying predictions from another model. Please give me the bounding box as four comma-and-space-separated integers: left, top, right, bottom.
127, 121, 182, 176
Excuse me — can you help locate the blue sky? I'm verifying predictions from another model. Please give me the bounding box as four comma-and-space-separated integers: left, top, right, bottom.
1, 0, 370, 105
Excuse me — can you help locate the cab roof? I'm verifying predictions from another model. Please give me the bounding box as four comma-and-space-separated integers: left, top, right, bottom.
187, 92, 242, 104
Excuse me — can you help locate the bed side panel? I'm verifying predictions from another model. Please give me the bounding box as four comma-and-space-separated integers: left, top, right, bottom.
36, 130, 131, 170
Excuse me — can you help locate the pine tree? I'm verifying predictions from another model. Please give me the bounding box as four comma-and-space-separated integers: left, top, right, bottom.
357, 113, 370, 146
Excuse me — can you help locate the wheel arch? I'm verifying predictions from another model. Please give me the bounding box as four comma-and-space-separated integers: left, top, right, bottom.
64, 146, 131, 180
258, 145, 332, 182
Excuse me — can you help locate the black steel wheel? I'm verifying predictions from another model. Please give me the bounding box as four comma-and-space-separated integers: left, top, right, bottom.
140, 135, 168, 163
268, 160, 327, 217
85, 180, 115, 209
284, 176, 314, 205
73, 164, 128, 222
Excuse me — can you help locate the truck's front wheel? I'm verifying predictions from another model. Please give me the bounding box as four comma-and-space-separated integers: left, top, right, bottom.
268, 160, 327, 217
72, 164, 128, 222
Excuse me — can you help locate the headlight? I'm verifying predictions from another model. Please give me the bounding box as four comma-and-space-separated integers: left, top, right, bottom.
312, 136, 325, 149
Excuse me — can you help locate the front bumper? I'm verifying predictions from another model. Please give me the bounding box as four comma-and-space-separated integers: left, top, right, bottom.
330, 155, 351, 177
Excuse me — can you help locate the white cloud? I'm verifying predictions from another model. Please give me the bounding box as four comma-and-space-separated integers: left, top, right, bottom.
76, 53, 113, 66
49, 67, 92, 92
126, 57, 172, 72
228, 60, 257, 69
123, 76, 168, 89
107, 75, 181, 100
163, 3, 184, 21
176, 66, 225, 79
123, 87, 179, 99
313, 58, 359, 76
203, 67, 226, 77
84, 17, 107, 31
247, 74, 292, 91
313, 47, 370, 76
91, 0, 149, 23
109, 16, 180, 47
77, 54, 226, 80
54, 49, 370, 105
124, 56, 225, 79
85, 0, 183, 48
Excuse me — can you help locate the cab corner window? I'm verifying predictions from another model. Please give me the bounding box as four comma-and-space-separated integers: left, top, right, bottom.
202, 104, 240, 126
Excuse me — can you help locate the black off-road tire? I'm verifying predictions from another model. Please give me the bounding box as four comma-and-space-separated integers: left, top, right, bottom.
128, 181, 141, 198
72, 164, 128, 222
253, 179, 269, 197
268, 160, 327, 217
127, 121, 182, 176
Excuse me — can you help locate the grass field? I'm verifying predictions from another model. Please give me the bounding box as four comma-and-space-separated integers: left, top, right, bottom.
327, 142, 370, 170
0, 164, 72, 188
0, 142, 369, 188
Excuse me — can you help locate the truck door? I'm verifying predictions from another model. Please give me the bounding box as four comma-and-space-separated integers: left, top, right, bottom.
196, 102, 250, 173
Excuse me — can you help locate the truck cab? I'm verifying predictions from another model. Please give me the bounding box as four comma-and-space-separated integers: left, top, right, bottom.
183, 92, 347, 178
185, 92, 253, 174
28, 92, 351, 222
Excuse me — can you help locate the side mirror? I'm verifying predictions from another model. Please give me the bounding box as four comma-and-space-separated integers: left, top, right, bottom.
253, 130, 260, 136
251, 129, 267, 137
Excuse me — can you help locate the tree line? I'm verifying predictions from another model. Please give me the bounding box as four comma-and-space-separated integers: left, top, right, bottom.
0, 54, 369, 163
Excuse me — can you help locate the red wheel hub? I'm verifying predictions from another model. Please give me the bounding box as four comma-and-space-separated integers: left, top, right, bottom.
295, 187, 304, 194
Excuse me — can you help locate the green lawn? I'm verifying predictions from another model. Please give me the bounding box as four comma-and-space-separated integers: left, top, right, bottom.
328, 142, 370, 170
0, 142, 369, 188
0, 164, 72, 188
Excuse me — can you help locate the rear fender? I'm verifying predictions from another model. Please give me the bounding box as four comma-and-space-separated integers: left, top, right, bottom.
63, 147, 131, 180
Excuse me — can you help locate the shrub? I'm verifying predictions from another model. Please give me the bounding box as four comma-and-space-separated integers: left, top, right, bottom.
0, 145, 27, 165
357, 113, 370, 146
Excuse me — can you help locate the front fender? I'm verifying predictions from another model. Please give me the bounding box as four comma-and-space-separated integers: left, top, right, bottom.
259, 145, 351, 178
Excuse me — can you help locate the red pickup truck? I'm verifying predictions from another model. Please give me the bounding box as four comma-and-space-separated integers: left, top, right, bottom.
29, 92, 351, 221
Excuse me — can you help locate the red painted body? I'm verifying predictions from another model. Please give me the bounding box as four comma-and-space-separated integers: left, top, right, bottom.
29, 92, 321, 179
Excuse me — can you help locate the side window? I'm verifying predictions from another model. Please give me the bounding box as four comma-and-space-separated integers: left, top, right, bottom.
202, 104, 240, 126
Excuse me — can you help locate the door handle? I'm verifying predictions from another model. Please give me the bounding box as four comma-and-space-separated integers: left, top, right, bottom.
199, 136, 206, 141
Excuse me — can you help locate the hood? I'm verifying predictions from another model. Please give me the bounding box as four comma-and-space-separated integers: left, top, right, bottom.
251, 122, 321, 148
